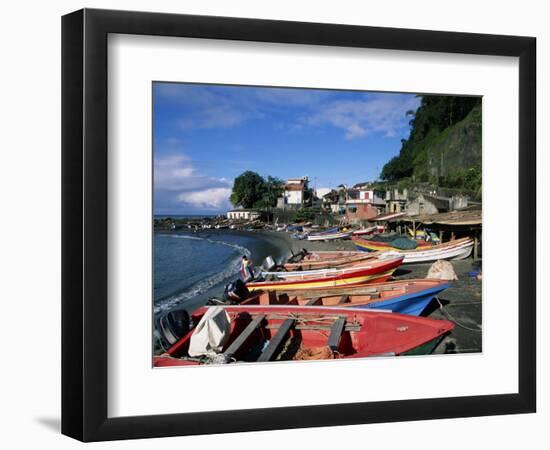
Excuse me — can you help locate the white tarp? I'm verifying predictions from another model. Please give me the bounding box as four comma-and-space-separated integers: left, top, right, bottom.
188, 306, 231, 357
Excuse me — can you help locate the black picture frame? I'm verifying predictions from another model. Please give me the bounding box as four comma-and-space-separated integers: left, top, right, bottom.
62, 8, 536, 442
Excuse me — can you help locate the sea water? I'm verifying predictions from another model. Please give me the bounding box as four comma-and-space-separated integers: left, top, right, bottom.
154, 232, 250, 314
154, 231, 290, 315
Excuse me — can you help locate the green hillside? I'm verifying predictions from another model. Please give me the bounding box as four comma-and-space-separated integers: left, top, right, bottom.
380, 96, 482, 198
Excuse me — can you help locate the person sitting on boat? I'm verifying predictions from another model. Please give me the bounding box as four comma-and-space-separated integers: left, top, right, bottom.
240, 255, 254, 282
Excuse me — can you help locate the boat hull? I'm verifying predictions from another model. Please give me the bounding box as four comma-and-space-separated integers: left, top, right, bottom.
353, 236, 432, 252
307, 231, 352, 241
243, 280, 449, 316
354, 237, 474, 264
153, 304, 455, 366
248, 269, 397, 291
249, 257, 404, 292
356, 286, 444, 316
283, 251, 378, 271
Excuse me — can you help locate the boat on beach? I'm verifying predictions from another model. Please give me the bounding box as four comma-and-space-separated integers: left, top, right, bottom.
306, 230, 352, 241
352, 235, 433, 252
283, 250, 379, 271
153, 304, 454, 367
373, 237, 474, 264
246, 256, 404, 291
239, 279, 450, 316
351, 225, 383, 236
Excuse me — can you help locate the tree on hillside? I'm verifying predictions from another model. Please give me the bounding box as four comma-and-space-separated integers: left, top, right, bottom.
255, 175, 284, 209
230, 171, 267, 208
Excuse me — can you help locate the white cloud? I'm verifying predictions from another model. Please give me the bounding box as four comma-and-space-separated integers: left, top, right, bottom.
154, 152, 233, 213
306, 95, 421, 140
178, 187, 232, 210
155, 84, 255, 131
154, 154, 195, 190
155, 83, 420, 140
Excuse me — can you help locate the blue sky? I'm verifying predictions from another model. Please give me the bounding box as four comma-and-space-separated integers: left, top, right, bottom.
153, 82, 421, 215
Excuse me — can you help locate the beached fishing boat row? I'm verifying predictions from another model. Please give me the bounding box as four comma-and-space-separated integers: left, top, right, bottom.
153, 232, 476, 366
282, 223, 384, 241
281, 237, 473, 269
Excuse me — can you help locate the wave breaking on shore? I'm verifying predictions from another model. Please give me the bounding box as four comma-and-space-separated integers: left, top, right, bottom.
154, 234, 252, 314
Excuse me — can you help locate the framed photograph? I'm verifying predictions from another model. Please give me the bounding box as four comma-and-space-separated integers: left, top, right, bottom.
62, 9, 536, 442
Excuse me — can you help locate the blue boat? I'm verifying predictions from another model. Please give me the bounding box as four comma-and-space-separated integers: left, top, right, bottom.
240, 279, 451, 316
358, 281, 450, 316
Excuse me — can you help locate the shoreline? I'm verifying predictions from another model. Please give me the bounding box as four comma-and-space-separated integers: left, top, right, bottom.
154, 229, 295, 312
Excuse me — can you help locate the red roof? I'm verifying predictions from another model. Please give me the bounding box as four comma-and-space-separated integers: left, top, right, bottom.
284, 184, 304, 191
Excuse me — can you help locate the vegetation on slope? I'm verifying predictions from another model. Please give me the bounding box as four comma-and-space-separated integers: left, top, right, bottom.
380, 96, 482, 199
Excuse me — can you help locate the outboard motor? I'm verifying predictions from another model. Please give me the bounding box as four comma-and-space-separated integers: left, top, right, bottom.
287, 248, 307, 264
156, 308, 192, 347
261, 255, 276, 271
223, 279, 250, 303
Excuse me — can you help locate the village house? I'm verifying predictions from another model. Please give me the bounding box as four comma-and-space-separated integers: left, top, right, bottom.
322, 190, 344, 214
344, 183, 386, 222
385, 188, 408, 213
313, 188, 331, 208
226, 209, 262, 220
406, 193, 469, 215
277, 176, 309, 210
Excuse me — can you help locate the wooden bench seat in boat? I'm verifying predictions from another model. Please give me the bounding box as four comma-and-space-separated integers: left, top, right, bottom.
223, 314, 265, 359
257, 318, 295, 362
328, 317, 346, 351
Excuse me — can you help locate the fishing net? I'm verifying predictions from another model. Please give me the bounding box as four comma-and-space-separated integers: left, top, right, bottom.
293, 346, 334, 360
368, 233, 399, 243
389, 237, 418, 250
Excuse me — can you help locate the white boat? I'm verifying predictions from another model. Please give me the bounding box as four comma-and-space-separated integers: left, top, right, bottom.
260, 256, 403, 280
306, 231, 352, 241
351, 226, 381, 236
379, 237, 474, 264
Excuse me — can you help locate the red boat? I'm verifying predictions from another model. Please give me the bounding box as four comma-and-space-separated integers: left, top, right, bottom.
247, 256, 404, 292
153, 305, 454, 367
